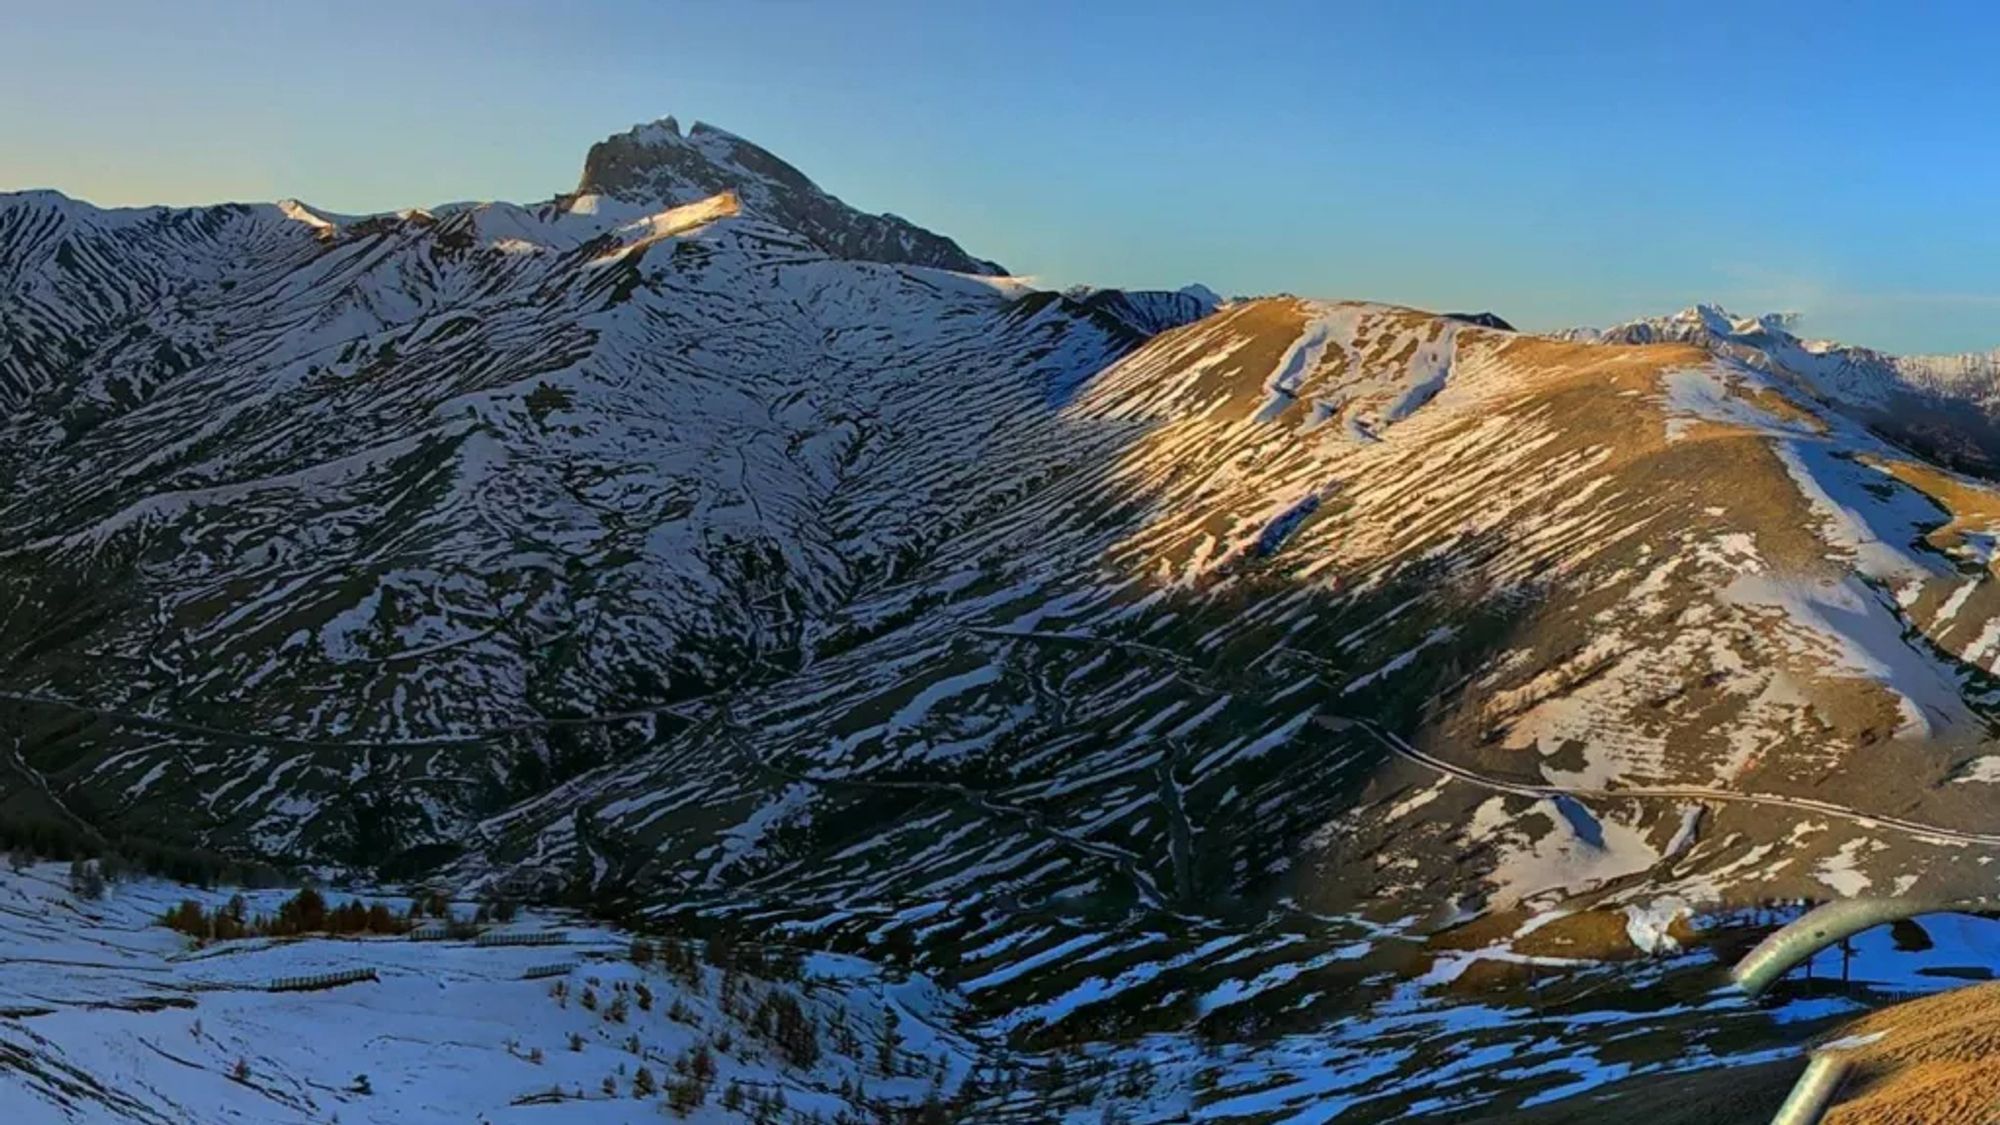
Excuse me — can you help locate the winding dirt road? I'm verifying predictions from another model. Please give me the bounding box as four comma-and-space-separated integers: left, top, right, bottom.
1339, 716, 2000, 849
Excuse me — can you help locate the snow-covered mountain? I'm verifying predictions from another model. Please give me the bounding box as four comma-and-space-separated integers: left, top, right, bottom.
12, 119, 2000, 1120
1568, 303, 2000, 473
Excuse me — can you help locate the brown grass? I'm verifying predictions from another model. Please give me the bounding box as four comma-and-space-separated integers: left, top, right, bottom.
1440, 1056, 1806, 1125
1474, 337, 1831, 575
1744, 385, 1828, 433
1863, 456, 2000, 555
1441, 956, 1541, 995
1514, 910, 1648, 960
1427, 908, 1534, 952
1461, 334, 1918, 752
1167, 298, 1313, 420
1820, 981, 2000, 1124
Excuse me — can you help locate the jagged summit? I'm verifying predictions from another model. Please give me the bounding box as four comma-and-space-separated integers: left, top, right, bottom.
1567, 303, 1801, 345
572, 115, 1004, 275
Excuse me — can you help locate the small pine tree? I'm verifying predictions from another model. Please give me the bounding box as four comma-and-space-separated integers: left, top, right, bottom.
667, 1074, 706, 1115
876, 1008, 902, 1076
231, 1057, 251, 1084
757, 989, 818, 1068
350, 1073, 372, 1095
569, 1032, 584, 1052
161, 899, 210, 941
274, 886, 328, 935
632, 1066, 657, 1097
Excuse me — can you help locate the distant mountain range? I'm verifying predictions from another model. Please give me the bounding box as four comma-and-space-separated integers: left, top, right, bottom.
1567, 303, 2000, 473
9, 116, 2000, 1120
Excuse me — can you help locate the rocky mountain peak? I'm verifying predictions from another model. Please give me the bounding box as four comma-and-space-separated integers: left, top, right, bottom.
573, 116, 1004, 275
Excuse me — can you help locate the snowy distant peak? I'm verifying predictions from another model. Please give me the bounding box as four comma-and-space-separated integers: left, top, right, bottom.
573, 115, 1004, 275
1563, 302, 2000, 475
1055, 282, 1225, 338
2, 187, 361, 250
274, 198, 343, 241
1568, 304, 1796, 347
0, 187, 90, 214
1443, 310, 1516, 331
1570, 304, 1999, 372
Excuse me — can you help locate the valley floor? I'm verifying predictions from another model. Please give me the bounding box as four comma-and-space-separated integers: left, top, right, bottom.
0, 864, 989, 1123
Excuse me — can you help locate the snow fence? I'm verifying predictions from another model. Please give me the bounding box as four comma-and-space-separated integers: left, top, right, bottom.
474, 929, 567, 947
266, 967, 378, 992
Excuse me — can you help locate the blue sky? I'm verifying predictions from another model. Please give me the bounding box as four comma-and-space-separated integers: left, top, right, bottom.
6, 0, 2000, 353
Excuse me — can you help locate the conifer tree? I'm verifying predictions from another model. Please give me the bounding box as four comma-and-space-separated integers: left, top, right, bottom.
876, 1008, 902, 1076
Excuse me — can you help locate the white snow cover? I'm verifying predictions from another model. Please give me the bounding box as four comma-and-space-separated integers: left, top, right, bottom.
1724, 573, 1973, 738
1622, 898, 1692, 955
0, 864, 979, 1123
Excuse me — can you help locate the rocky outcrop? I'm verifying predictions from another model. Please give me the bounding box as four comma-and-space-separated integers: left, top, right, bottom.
573, 116, 1004, 275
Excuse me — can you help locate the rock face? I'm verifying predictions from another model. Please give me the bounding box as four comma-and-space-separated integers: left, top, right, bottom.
572, 116, 1004, 275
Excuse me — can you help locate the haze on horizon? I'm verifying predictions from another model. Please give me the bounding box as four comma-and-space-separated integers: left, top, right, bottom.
6, 0, 2000, 355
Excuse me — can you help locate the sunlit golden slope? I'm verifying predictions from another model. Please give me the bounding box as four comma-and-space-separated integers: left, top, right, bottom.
1055, 297, 2000, 916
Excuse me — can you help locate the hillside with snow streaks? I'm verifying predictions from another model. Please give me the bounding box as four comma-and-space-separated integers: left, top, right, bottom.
13, 118, 2000, 1119
467, 296, 2000, 932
